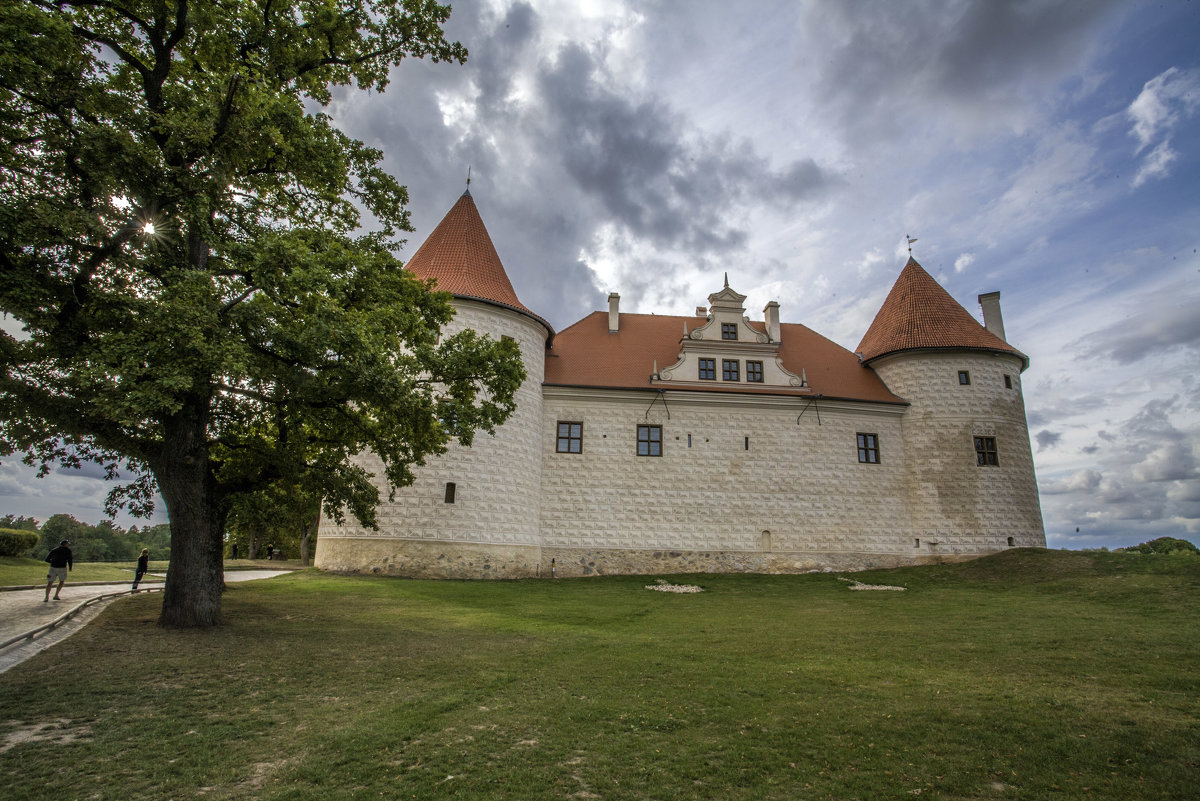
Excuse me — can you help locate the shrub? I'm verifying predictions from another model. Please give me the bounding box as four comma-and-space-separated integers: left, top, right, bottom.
1119, 536, 1200, 555
0, 528, 40, 557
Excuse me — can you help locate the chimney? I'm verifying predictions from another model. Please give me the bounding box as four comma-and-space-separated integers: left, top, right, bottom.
763, 301, 781, 342
695, 306, 707, 317
608, 292, 620, 333
978, 291, 1006, 342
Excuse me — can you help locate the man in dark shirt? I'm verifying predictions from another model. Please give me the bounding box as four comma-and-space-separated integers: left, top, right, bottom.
44, 539, 73, 602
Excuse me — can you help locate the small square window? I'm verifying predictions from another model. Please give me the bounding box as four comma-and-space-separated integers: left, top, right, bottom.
721, 323, 738, 340
722, 359, 740, 381
556, 421, 582, 454
1004, 374, 1013, 389
857, 433, 880, 464
637, 424, 662, 457
698, 358, 716, 380
746, 361, 764, 382
974, 436, 999, 466
958, 370, 971, 385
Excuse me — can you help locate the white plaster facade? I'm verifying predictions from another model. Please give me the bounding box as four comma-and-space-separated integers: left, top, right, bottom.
315, 195, 1045, 579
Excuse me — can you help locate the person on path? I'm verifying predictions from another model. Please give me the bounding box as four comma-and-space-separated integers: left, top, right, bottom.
44, 539, 73, 602
231, 543, 238, 559
132, 548, 149, 592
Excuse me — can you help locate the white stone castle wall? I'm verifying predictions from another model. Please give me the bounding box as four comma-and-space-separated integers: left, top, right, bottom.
315, 301, 547, 574
539, 388, 914, 568
870, 351, 1045, 553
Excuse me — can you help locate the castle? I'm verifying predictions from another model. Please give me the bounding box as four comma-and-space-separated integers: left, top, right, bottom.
314, 191, 1045, 578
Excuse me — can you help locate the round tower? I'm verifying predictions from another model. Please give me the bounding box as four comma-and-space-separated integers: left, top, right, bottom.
857, 258, 1045, 558
315, 190, 553, 577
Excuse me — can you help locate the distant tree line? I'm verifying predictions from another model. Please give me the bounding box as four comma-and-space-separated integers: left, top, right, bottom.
0, 514, 171, 562
1116, 537, 1199, 555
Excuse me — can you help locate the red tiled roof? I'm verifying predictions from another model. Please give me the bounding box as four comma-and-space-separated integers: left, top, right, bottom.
857, 258, 1026, 367
405, 191, 552, 337
545, 312, 904, 403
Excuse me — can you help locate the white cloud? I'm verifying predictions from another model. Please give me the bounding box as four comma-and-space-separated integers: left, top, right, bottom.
1126, 66, 1200, 185
954, 252, 975, 273
1131, 139, 1178, 188
1127, 67, 1200, 151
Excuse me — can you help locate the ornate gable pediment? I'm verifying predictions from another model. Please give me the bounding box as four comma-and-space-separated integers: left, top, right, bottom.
655, 278, 808, 390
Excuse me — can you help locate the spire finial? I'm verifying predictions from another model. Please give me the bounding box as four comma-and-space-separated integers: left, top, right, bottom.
906, 234, 918, 256
462, 166, 473, 196
724, 271, 729, 288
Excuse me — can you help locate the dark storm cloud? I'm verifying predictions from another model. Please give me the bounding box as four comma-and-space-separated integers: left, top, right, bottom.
801, 0, 1130, 139
534, 42, 837, 254
330, 4, 842, 329
1081, 303, 1200, 364
1035, 430, 1062, 451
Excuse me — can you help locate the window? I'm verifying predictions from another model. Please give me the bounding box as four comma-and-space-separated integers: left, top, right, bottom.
857, 433, 880, 464
698, 358, 716, 380
556, 421, 582, 453
746, 360, 764, 382
637, 424, 662, 457
958, 370, 971, 385
1007, 536, 1015, 547
1004, 374, 1013, 389
974, 436, 999, 466
444, 482, 456, 503
722, 359, 740, 381
721, 323, 738, 340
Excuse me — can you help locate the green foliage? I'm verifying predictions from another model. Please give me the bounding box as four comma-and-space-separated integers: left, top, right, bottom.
1118, 536, 1200, 555
0, 0, 513, 624
225, 482, 320, 561
0, 514, 38, 531
28, 513, 171, 561
0, 527, 38, 556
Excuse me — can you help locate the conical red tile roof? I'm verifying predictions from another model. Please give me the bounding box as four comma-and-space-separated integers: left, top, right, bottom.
405, 191, 552, 337
857, 258, 1026, 367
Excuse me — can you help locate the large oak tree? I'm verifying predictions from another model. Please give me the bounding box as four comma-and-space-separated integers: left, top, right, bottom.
0, 0, 525, 626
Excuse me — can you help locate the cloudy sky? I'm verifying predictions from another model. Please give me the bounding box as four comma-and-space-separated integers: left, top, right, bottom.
4, 0, 1198, 550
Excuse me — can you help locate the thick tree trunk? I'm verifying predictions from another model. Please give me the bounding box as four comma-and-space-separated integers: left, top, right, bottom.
155, 401, 227, 628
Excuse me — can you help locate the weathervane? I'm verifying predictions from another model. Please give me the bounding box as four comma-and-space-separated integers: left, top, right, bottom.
466, 165, 471, 188
906, 234, 918, 255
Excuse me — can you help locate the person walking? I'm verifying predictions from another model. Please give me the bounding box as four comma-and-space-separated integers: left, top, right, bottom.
132, 548, 149, 592
44, 539, 73, 602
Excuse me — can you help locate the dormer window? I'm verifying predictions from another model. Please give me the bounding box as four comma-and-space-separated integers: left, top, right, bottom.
722, 359, 739, 381
721, 323, 738, 340
698, 358, 716, 380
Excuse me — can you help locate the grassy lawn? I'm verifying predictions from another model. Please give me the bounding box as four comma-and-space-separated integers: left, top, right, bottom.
0, 557, 169, 586
0, 548, 1196, 800
0, 557, 297, 587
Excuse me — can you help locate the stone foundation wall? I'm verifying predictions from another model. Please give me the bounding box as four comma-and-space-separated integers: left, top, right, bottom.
315, 535, 984, 579
317, 536, 543, 579
541, 546, 979, 578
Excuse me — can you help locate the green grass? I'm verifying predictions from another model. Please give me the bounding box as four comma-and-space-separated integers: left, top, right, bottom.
0, 557, 295, 586
0, 557, 169, 585
1, 548, 1197, 800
